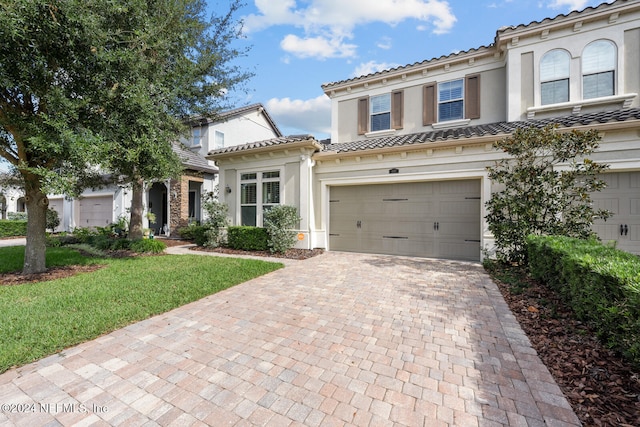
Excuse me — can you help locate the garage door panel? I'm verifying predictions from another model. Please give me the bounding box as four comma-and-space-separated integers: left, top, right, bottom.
329, 180, 480, 261
79, 196, 113, 229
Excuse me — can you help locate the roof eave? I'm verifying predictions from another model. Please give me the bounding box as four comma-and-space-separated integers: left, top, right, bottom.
207, 139, 323, 162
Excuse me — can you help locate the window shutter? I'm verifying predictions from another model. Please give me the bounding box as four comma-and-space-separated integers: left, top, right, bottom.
357, 97, 369, 135
391, 90, 404, 129
465, 74, 481, 119
423, 83, 437, 125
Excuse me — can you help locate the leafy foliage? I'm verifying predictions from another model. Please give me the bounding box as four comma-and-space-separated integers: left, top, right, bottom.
485, 125, 610, 263
527, 235, 640, 367
46, 208, 60, 232
201, 195, 230, 248
227, 226, 269, 251
130, 239, 166, 254
0, 220, 27, 237
264, 205, 301, 254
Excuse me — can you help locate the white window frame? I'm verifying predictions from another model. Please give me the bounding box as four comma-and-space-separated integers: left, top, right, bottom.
191, 126, 202, 148
370, 93, 391, 132
438, 79, 464, 122
540, 49, 570, 105
582, 39, 616, 100
239, 169, 282, 227
214, 130, 225, 149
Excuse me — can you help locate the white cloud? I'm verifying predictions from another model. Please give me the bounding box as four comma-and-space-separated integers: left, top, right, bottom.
353, 61, 401, 78
266, 95, 331, 136
280, 34, 357, 59
544, 0, 590, 10
376, 37, 393, 50
244, 0, 457, 59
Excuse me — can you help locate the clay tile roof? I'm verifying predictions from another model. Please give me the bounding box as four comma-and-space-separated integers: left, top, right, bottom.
321, 108, 640, 154
172, 142, 218, 174
208, 134, 318, 156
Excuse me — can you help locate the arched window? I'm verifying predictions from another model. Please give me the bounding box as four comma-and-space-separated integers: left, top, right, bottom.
540, 49, 570, 105
582, 40, 616, 99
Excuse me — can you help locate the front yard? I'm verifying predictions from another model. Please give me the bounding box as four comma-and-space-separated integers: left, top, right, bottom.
0, 246, 282, 374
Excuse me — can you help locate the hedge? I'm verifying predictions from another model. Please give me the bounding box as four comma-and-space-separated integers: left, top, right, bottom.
527, 235, 640, 367
226, 226, 268, 251
0, 220, 27, 238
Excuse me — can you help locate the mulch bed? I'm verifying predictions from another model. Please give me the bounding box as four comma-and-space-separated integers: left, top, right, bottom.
0, 264, 106, 286
190, 245, 325, 260
490, 265, 640, 427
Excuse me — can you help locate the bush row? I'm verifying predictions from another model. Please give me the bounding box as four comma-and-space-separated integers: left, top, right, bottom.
0, 220, 27, 237
526, 235, 640, 367
46, 228, 166, 254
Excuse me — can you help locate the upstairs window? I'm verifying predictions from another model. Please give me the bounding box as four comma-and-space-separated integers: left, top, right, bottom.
214, 130, 225, 149
540, 49, 570, 105
191, 126, 202, 147
582, 40, 616, 99
357, 91, 403, 135
438, 79, 464, 122
370, 94, 391, 132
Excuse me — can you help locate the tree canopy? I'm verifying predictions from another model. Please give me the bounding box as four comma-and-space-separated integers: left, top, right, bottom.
0, 0, 251, 272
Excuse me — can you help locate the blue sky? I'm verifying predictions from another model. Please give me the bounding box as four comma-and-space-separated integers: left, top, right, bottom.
219, 0, 611, 139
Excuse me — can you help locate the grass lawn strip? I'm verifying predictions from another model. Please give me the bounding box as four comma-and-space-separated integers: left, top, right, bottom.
0, 247, 282, 373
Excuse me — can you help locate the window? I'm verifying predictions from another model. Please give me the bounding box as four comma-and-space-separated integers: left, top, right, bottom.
370, 94, 391, 132
191, 126, 201, 147
582, 40, 616, 99
438, 79, 464, 122
357, 91, 403, 135
540, 49, 570, 105
214, 130, 225, 149
240, 171, 280, 226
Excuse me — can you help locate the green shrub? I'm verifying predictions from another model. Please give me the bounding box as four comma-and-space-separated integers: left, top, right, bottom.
0, 220, 27, 237
130, 239, 166, 254
72, 227, 99, 244
264, 205, 301, 253
45, 234, 62, 247
7, 212, 27, 221
527, 235, 640, 367
110, 238, 131, 251
202, 197, 230, 248
46, 208, 60, 232
178, 223, 207, 244
227, 226, 268, 251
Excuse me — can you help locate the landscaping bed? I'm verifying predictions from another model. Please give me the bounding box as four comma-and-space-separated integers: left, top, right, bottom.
191, 245, 324, 260
487, 262, 640, 427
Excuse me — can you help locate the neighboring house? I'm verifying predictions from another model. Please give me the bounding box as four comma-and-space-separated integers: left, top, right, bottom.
0, 185, 25, 219
46, 103, 281, 235
210, 0, 640, 261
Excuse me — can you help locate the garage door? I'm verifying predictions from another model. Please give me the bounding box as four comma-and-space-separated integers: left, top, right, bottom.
592, 172, 640, 255
79, 196, 113, 229
47, 198, 64, 232
329, 180, 481, 261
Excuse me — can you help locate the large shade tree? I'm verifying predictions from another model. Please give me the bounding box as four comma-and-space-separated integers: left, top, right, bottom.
0, 0, 250, 271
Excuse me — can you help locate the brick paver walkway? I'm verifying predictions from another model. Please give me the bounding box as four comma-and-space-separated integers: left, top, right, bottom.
0, 251, 580, 426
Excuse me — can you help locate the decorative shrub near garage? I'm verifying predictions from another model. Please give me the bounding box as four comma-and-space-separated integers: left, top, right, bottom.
264, 205, 301, 253
226, 226, 269, 251
527, 235, 640, 367
0, 220, 27, 237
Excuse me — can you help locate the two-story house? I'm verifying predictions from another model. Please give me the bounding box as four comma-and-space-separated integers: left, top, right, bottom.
47, 103, 281, 235
210, 0, 640, 261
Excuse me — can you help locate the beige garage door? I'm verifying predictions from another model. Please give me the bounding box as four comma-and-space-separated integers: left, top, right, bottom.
79, 196, 113, 229
329, 180, 481, 261
592, 172, 640, 255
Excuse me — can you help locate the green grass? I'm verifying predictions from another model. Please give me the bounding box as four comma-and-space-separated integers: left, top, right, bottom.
0, 246, 282, 373
0, 245, 97, 274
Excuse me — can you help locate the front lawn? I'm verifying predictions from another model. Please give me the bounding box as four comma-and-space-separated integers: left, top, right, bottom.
0, 247, 282, 373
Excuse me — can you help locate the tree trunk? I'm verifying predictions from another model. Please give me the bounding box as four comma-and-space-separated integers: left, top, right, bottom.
129, 177, 145, 240
22, 173, 48, 274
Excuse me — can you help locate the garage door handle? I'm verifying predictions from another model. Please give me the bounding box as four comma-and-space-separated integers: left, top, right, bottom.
621, 224, 628, 236
357, 220, 362, 229
433, 222, 439, 231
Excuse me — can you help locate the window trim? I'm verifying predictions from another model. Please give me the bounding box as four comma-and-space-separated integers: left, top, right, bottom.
582, 39, 616, 100
358, 90, 403, 135
540, 49, 571, 106
238, 168, 283, 227
191, 126, 202, 148
214, 130, 225, 149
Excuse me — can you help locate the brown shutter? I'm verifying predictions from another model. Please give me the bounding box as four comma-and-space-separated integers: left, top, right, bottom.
357, 97, 369, 135
391, 90, 404, 129
423, 83, 437, 125
465, 74, 481, 119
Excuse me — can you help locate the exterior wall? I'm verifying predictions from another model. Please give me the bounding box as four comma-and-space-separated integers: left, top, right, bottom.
169, 173, 204, 232
505, 6, 640, 121
215, 147, 316, 249
330, 55, 507, 144
0, 187, 23, 218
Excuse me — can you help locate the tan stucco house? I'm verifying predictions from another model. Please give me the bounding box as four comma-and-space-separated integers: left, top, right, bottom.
210, 0, 640, 261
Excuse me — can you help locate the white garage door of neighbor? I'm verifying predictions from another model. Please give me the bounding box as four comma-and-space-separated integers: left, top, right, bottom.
47, 198, 64, 232
592, 172, 640, 255
79, 196, 113, 229
329, 180, 481, 261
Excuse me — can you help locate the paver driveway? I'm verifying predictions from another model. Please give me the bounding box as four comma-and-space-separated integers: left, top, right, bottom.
0, 251, 580, 426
